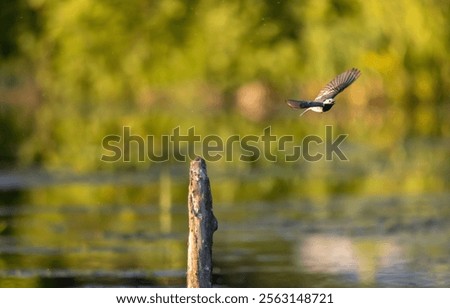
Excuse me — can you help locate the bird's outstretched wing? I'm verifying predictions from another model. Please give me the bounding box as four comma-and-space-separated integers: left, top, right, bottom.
314, 68, 361, 101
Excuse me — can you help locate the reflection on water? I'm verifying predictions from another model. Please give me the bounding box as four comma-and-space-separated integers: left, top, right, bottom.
297, 234, 406, 286
0, 143, 449, 287
212, 195, 449, 287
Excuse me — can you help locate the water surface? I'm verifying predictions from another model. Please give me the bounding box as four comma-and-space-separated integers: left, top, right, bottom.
0, 143, 449, 287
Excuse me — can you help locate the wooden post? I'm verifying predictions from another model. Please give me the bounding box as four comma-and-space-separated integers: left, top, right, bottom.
187, 157, 218, 288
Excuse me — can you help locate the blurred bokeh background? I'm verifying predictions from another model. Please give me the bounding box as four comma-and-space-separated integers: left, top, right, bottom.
0, 0, 449, 287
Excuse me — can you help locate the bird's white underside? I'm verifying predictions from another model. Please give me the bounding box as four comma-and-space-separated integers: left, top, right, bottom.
309, 107, 323, 113
300, 107, 322, 116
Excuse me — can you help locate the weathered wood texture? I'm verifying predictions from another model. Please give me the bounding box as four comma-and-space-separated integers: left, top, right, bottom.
187, 157, 218, 288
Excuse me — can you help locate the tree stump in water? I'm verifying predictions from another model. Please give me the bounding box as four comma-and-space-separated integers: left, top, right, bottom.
187, 157, 218, 288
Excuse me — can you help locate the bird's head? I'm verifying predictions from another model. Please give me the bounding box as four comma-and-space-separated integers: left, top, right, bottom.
322, 98, 335, 112
323, 98, 335, 105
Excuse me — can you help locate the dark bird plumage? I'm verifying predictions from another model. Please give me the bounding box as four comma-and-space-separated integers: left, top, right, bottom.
287, 68, 361, 116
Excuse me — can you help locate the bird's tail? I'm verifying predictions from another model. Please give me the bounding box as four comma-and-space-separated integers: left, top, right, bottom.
287, 99, 324, 108
286, 99, 311, 109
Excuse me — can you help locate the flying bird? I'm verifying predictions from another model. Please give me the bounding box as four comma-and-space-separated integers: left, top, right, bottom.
286, 68, 361, 116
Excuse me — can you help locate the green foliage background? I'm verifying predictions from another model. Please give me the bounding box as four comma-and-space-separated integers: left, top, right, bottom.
1, 0, 449, 171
